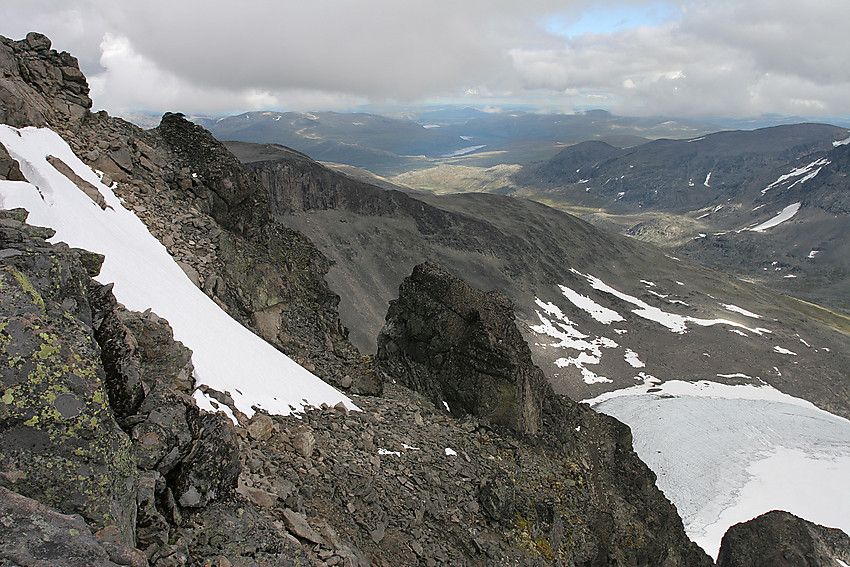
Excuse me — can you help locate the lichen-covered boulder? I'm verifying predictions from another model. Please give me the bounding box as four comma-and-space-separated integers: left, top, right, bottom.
0, 486, 147, 567
0, 210, 138, 545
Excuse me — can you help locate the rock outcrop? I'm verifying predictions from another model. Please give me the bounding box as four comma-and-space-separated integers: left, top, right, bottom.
716, 510, 850, 567
0, 32, 92, 133
377, 262, 713, 566
378, 262, 547, 435
0, 209, 139, 545
0, 209, 311, 566
0, 486, 147, 567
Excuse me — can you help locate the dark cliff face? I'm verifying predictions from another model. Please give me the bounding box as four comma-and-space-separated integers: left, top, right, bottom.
377, 262, 714, 567
155, 112, 271, 237
716, 510, 850, 567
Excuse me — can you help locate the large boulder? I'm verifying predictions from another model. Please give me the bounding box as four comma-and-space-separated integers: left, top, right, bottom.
377, 262, 547, 435
171, 412, 241, 508
0, 486, 147, 567
0, 209, 138, 545
717, 510, 850, 567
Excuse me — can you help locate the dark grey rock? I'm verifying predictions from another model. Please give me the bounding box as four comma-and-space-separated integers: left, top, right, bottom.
172, 412, 240, 508
90, 280, 145, 420
0, 33, 92, 131
717, 510, 850, 567
0, 212, 138, 545
118, 308, 194, 393
378, 262, 548, 435
376, 262, 713, 566
186, 497, 312, 566
25, 32, 52, 51
0, 143, 26, 181
130, 385, 197, 474
0, 486, 147, 567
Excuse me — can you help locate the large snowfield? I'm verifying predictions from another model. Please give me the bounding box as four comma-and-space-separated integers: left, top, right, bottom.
532, 269, 850, 556
0, 125, 355, 418
587, 380, 850, 558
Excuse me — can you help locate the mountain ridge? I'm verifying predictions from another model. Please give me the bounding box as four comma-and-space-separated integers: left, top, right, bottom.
513, 123, 850, 313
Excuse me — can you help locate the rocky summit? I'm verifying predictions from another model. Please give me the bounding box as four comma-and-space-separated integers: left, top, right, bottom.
1, 32, 849, 567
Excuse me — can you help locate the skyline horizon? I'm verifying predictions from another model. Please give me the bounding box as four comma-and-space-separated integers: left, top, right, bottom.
4, 1, 849, 123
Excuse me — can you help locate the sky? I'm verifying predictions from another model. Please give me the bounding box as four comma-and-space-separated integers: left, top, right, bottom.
3, 0, 850, 121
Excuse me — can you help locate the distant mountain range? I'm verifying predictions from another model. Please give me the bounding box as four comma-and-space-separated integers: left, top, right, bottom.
513, 123, 850, 311
204, 109, 718, 175
215, 110, 850, 315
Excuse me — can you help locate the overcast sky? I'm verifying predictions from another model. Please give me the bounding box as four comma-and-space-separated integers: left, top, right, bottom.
3, 1, 849, 120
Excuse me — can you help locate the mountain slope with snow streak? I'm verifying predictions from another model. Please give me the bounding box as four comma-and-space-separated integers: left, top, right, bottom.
0, 125, 355, 417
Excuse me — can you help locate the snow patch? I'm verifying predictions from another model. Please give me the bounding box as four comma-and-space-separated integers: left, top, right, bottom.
557, 284, 625, 324
748, 202, 801, 232
194, 390, 236, 423
762, 159, 829, 194
773, 346, 797, 355
571, 270, 769, 335
0, 125, 355, 419
716, 373, 752, 380
624, 348, 645, 368
530, 299, 617, 384
722, 304, 761, 319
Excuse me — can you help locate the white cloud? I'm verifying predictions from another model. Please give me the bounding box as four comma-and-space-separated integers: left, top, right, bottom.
2, 0, 849, 118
